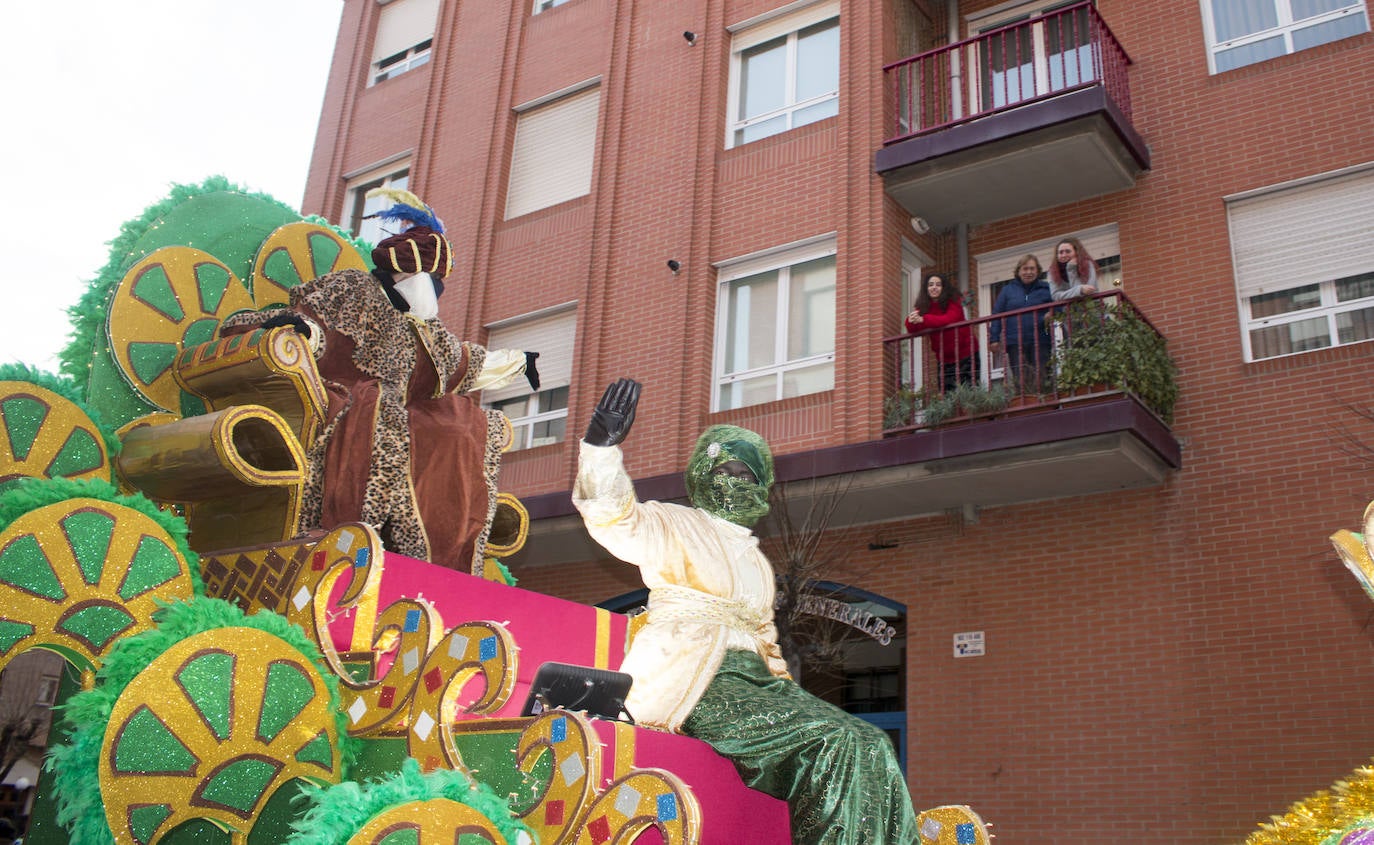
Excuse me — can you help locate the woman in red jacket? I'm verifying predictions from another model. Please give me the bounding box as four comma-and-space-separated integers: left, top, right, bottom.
905, 271, 979, 393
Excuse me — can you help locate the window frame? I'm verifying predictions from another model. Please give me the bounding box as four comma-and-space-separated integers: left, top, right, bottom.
505, 81, 602, 220
482, 304, 577, 450
1199, 0, 1370, 73
369, 0, 441, 86
343, 160, 411, 246
491, 387, 570, 451
725, 1, 841, 149
712, 234, 838, 412
1226, 164, 1374, 362
534, 0, 572, 12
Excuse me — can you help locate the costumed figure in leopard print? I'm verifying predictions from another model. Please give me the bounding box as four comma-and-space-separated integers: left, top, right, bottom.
222, 191, 538, 569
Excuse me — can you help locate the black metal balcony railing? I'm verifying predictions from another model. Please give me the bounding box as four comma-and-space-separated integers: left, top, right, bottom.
882, 291, 1176, 434
883, 1, 1132, 144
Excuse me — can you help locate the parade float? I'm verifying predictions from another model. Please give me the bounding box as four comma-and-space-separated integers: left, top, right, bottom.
0, 179, 991, 844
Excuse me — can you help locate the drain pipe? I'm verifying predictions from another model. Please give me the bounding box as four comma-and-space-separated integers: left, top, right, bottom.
947, 0, 962, 121
947, 0, 970, 297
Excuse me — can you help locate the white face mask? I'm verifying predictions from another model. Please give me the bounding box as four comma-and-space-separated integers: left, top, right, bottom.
393, 272, 440, 320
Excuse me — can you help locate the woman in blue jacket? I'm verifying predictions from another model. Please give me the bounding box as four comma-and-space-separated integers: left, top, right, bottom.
987, 254, 1053, 395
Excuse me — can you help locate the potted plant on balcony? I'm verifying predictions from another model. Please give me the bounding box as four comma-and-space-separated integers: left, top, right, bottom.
1052, 298, 1179, 422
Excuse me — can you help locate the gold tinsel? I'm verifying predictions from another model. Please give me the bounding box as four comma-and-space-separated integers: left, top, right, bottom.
1242, 764, 1374, 845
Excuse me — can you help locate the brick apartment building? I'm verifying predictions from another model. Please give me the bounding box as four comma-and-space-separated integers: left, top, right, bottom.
301, 0, 1374, 840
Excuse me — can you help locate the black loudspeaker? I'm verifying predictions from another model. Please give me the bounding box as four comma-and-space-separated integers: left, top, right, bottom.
520, 661, 635, 723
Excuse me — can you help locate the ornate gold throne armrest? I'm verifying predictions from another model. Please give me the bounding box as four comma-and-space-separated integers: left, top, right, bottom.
113, 326, 326, 554
174, 324, 328, 450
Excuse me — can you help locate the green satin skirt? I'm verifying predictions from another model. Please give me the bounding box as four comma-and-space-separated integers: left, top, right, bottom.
681, 650, 918, 845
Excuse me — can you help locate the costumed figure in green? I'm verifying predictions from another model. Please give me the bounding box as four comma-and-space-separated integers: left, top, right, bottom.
573, 378, 918, 845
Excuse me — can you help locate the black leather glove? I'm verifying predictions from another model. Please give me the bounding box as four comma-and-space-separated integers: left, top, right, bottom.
524, 351, 541, 391
262, 311, 312, 338
584, 378, 640, 447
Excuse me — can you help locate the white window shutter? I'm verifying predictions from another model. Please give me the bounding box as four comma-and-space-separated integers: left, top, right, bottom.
505, 87, 601, 220
1228, 168, 1374, 299
482, 309, 578, 404
373, 0, 440, 63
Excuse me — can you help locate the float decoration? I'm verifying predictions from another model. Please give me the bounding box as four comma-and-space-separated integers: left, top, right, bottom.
287, 757, 532, 845
0, 477, 201, 674
47, 597, 356, 845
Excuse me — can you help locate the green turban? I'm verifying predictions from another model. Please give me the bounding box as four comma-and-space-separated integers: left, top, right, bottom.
684, 425, 774, 527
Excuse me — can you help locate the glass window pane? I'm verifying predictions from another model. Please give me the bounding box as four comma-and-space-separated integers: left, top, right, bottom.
541, 387, 568, 409
795, 20, 840, 103
1214, 34, 1286, 70
739, 37, 787, 121
531, 417, 566, 446
793, 98, 839, 129
787, 256, 836, 359
783, 362, 835, 398
737, 114, 788, 145
1291, 11, 1369, 49
1248, 284, 1320, 318
508, 425, 529, 450
719, 374, 778, 411
1337, 305, 1374, 344
724, 270, 780, 374
1210, 0, 1279, 41
1292, 0, 1358, 20
494, 395, 531, 417
1249, 315, 1331, 358
1335, 272, 1374, 302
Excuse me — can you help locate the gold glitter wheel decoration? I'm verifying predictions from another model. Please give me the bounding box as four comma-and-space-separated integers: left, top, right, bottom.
0, 380, 111, 486
0, 497, 197, 673
107, 246, 256, 413
100, 624, 344, 843
250, 222, 368, 309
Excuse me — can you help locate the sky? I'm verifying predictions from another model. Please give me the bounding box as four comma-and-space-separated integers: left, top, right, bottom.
0, 1, 344, 371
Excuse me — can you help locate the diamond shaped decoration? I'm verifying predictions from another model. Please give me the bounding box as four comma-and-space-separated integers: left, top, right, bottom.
292, 586, 311, 610
614, 784, 642, 817
559, 752, 586, 786
413, 710, 436, 741
656, 793, 678, 822
402, 647, 420, 675
478, 636, 497, 661
348, 697, 367, 724
587, 815, 611, 844
447, 633, 470, 659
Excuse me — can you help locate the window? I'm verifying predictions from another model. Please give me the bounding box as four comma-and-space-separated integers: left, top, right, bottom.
483, 306, 577, 449
370, 0, 440, 85
534, 0, 572, 12
345, 163, 410, 246
505, 84, 601, 219
1201, 0, 1369, 72
714, 237, 836, 411
1227, 165, 1374, 361
35, 675, 59, 707
727, 1, 840, 147
968, 1, 1098, 112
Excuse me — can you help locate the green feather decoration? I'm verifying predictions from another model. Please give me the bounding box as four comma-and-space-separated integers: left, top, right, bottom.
46, 597, 360, 845
286, 757, 533, 845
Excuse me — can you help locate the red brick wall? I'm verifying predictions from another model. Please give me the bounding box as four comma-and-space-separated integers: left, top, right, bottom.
305, 0, 1374, 840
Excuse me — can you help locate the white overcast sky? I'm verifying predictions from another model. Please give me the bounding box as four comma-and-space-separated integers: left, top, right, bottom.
0, 1, 344, 372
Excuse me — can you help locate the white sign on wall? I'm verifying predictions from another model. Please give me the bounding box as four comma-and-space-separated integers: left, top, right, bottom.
953, 631, 985, 658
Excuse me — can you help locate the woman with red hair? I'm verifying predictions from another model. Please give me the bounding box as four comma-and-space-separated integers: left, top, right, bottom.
1048, 236, 1098, 301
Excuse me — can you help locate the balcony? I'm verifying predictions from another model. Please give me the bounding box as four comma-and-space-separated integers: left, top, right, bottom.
875, 2, 1149, 230
506, 293, 1180, 568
